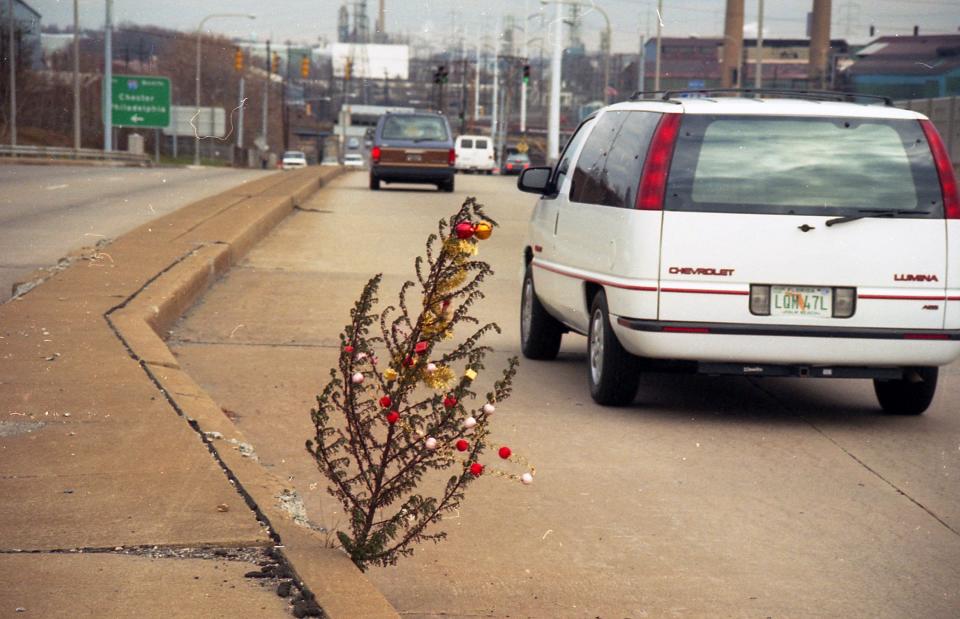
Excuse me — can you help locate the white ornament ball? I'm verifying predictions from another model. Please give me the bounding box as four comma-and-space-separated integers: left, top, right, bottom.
464, 416, 477, 429
521, 473, 534, 485
482, 403, 495, 415
425, 437, 438, 450
426, 363, 437, 373
351, 372, 364, 384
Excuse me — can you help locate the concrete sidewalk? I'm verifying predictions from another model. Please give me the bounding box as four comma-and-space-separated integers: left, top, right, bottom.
0, 167, 398, 618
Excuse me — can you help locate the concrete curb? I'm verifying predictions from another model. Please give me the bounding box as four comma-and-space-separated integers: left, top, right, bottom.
105, 168, 400, 618
1, 166, 398, 617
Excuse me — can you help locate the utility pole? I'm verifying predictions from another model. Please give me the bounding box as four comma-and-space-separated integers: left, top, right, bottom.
654, 0, 663, 90
638, 34, 645, 93
8, 0, 16, 146
236, 47, 245, 152
755, 0, 764, 88
73, 0, 80, 150
492, 16, 500, 150
262, 39, 270, 155
473, 42, 480, 126
721, 0, 744, 88
521, 0, 528, 134
547, 1, 562, 161
103, 0, 112, 151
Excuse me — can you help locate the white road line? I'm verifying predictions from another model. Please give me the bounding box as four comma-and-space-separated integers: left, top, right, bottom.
45, 184, 68, 190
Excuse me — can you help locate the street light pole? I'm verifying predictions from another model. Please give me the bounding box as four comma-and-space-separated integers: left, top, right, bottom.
73, 0, 80, 150
8, 0, 16, 146
103, 0, 112, 151
547, 1, 562, 161
755, 0, 765, 88
521, 0, 528, 134
195, 13, 255, 166
654, 0, 663, 91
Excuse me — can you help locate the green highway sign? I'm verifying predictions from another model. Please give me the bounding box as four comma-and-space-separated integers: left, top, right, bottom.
111, 75, 170, 128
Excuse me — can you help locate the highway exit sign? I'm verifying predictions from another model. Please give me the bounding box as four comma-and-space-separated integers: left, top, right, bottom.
111, 75, 170, 128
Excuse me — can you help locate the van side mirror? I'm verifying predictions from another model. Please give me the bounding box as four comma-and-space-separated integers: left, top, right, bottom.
517, 166, 554, 195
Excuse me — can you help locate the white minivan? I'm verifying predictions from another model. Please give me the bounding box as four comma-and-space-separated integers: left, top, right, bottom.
517, 91, 960, 414
455, 135, 496, 174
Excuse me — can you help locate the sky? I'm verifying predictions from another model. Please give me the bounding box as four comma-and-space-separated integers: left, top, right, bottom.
30, 0, 960, 54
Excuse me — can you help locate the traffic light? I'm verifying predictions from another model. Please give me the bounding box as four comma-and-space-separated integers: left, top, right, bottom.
300, 55, 310, 78
522, 64, 531, 84
271, 52, 280, 74
234, 47, 244, 72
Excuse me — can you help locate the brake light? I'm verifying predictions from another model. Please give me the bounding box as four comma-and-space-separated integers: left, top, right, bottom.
371, 146, 381, 164
636, 113, 681, 210
920, 119, 959, 219
662, 326, 710, 334
904, 333, 949, 340
448, 148, 456, 166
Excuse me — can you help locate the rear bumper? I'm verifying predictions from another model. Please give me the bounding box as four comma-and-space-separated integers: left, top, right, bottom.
613, 317, 960, 366
372, 165, 454, 183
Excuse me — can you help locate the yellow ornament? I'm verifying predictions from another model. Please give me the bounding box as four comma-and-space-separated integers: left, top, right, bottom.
474, 221, 493, 240
464, 368, 478, 381
383, 368, 399, 381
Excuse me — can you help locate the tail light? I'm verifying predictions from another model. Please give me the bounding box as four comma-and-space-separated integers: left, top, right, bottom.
636, 113, 681, 210
448, 148, 456, 166
920, 119, 959, 219
371, 146, 381, 164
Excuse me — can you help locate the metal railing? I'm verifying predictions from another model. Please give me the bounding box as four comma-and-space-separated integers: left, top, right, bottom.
0, 145, 151, 166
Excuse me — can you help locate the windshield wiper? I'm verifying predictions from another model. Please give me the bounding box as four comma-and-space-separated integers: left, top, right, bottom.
825, 209, 930, 227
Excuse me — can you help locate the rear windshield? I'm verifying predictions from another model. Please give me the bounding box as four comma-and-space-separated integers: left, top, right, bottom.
665, 115, 942, 217
475, 139, 488, 149
381, 115, 449, 141
460, 138, 474, 148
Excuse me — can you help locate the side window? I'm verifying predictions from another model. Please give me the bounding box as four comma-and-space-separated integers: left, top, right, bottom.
461, 139, 474, 148
553, 118, 596, 192
475, 139, 488, 149
600, 111, 662, 207
570, 111, 626, 204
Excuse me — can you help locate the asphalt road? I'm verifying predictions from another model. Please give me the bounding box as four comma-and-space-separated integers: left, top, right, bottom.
0, 164, 271, 303
169, 171, 960, 617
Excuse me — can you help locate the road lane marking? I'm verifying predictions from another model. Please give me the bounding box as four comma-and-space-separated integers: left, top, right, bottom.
45, 184, 68, 190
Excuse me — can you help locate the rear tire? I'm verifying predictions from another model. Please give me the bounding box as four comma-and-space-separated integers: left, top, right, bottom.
588, 290, 641, 406
440, 177, 455, 192
520, 264, 563, 360
369, 174, 380, 190
874, 367, 938, 415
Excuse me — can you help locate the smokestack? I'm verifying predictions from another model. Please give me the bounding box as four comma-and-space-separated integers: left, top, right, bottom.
721, 0, 744, 88
808, 0, 832, 89
377, 0, 385, 40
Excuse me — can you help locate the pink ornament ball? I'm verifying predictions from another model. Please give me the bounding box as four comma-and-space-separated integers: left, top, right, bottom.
521, 473, 533, 485
482, 403, 495, 415
351, 372, 364, 384
426, 363, 438, 373
464, 416, 477, 429
425, 437, 438, 450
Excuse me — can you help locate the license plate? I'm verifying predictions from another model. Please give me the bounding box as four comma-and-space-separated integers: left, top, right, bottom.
406, 154, 422, 162
771, 286, 832, 317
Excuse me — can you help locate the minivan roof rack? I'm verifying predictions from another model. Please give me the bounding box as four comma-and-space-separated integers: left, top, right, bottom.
629, 88, 894, 106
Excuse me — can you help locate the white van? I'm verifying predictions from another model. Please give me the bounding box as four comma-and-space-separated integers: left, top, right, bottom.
517, 92, 960, 414
455, 135, 496, 174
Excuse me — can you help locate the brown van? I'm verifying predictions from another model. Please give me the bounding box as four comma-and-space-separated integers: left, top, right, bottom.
369, 112, 456, 192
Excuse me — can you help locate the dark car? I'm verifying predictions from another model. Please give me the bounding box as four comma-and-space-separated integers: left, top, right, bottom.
369, 112, 456, 192
502, 152, 531, 176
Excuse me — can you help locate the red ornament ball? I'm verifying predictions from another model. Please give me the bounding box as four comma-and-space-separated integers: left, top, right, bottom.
455, 221, 475, 239
403, 355, 415, 367
443, 396, 458, 409
455, 439, 469, 452
414, 341, 428, 355
343, 345, 354, 353
379, 396, 392, 408
386, 411, 400, 425
469, 462, 484, 477
498, 446, 512, 459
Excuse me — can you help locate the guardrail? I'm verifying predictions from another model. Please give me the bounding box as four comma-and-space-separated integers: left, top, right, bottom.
0, 145, 151, 166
